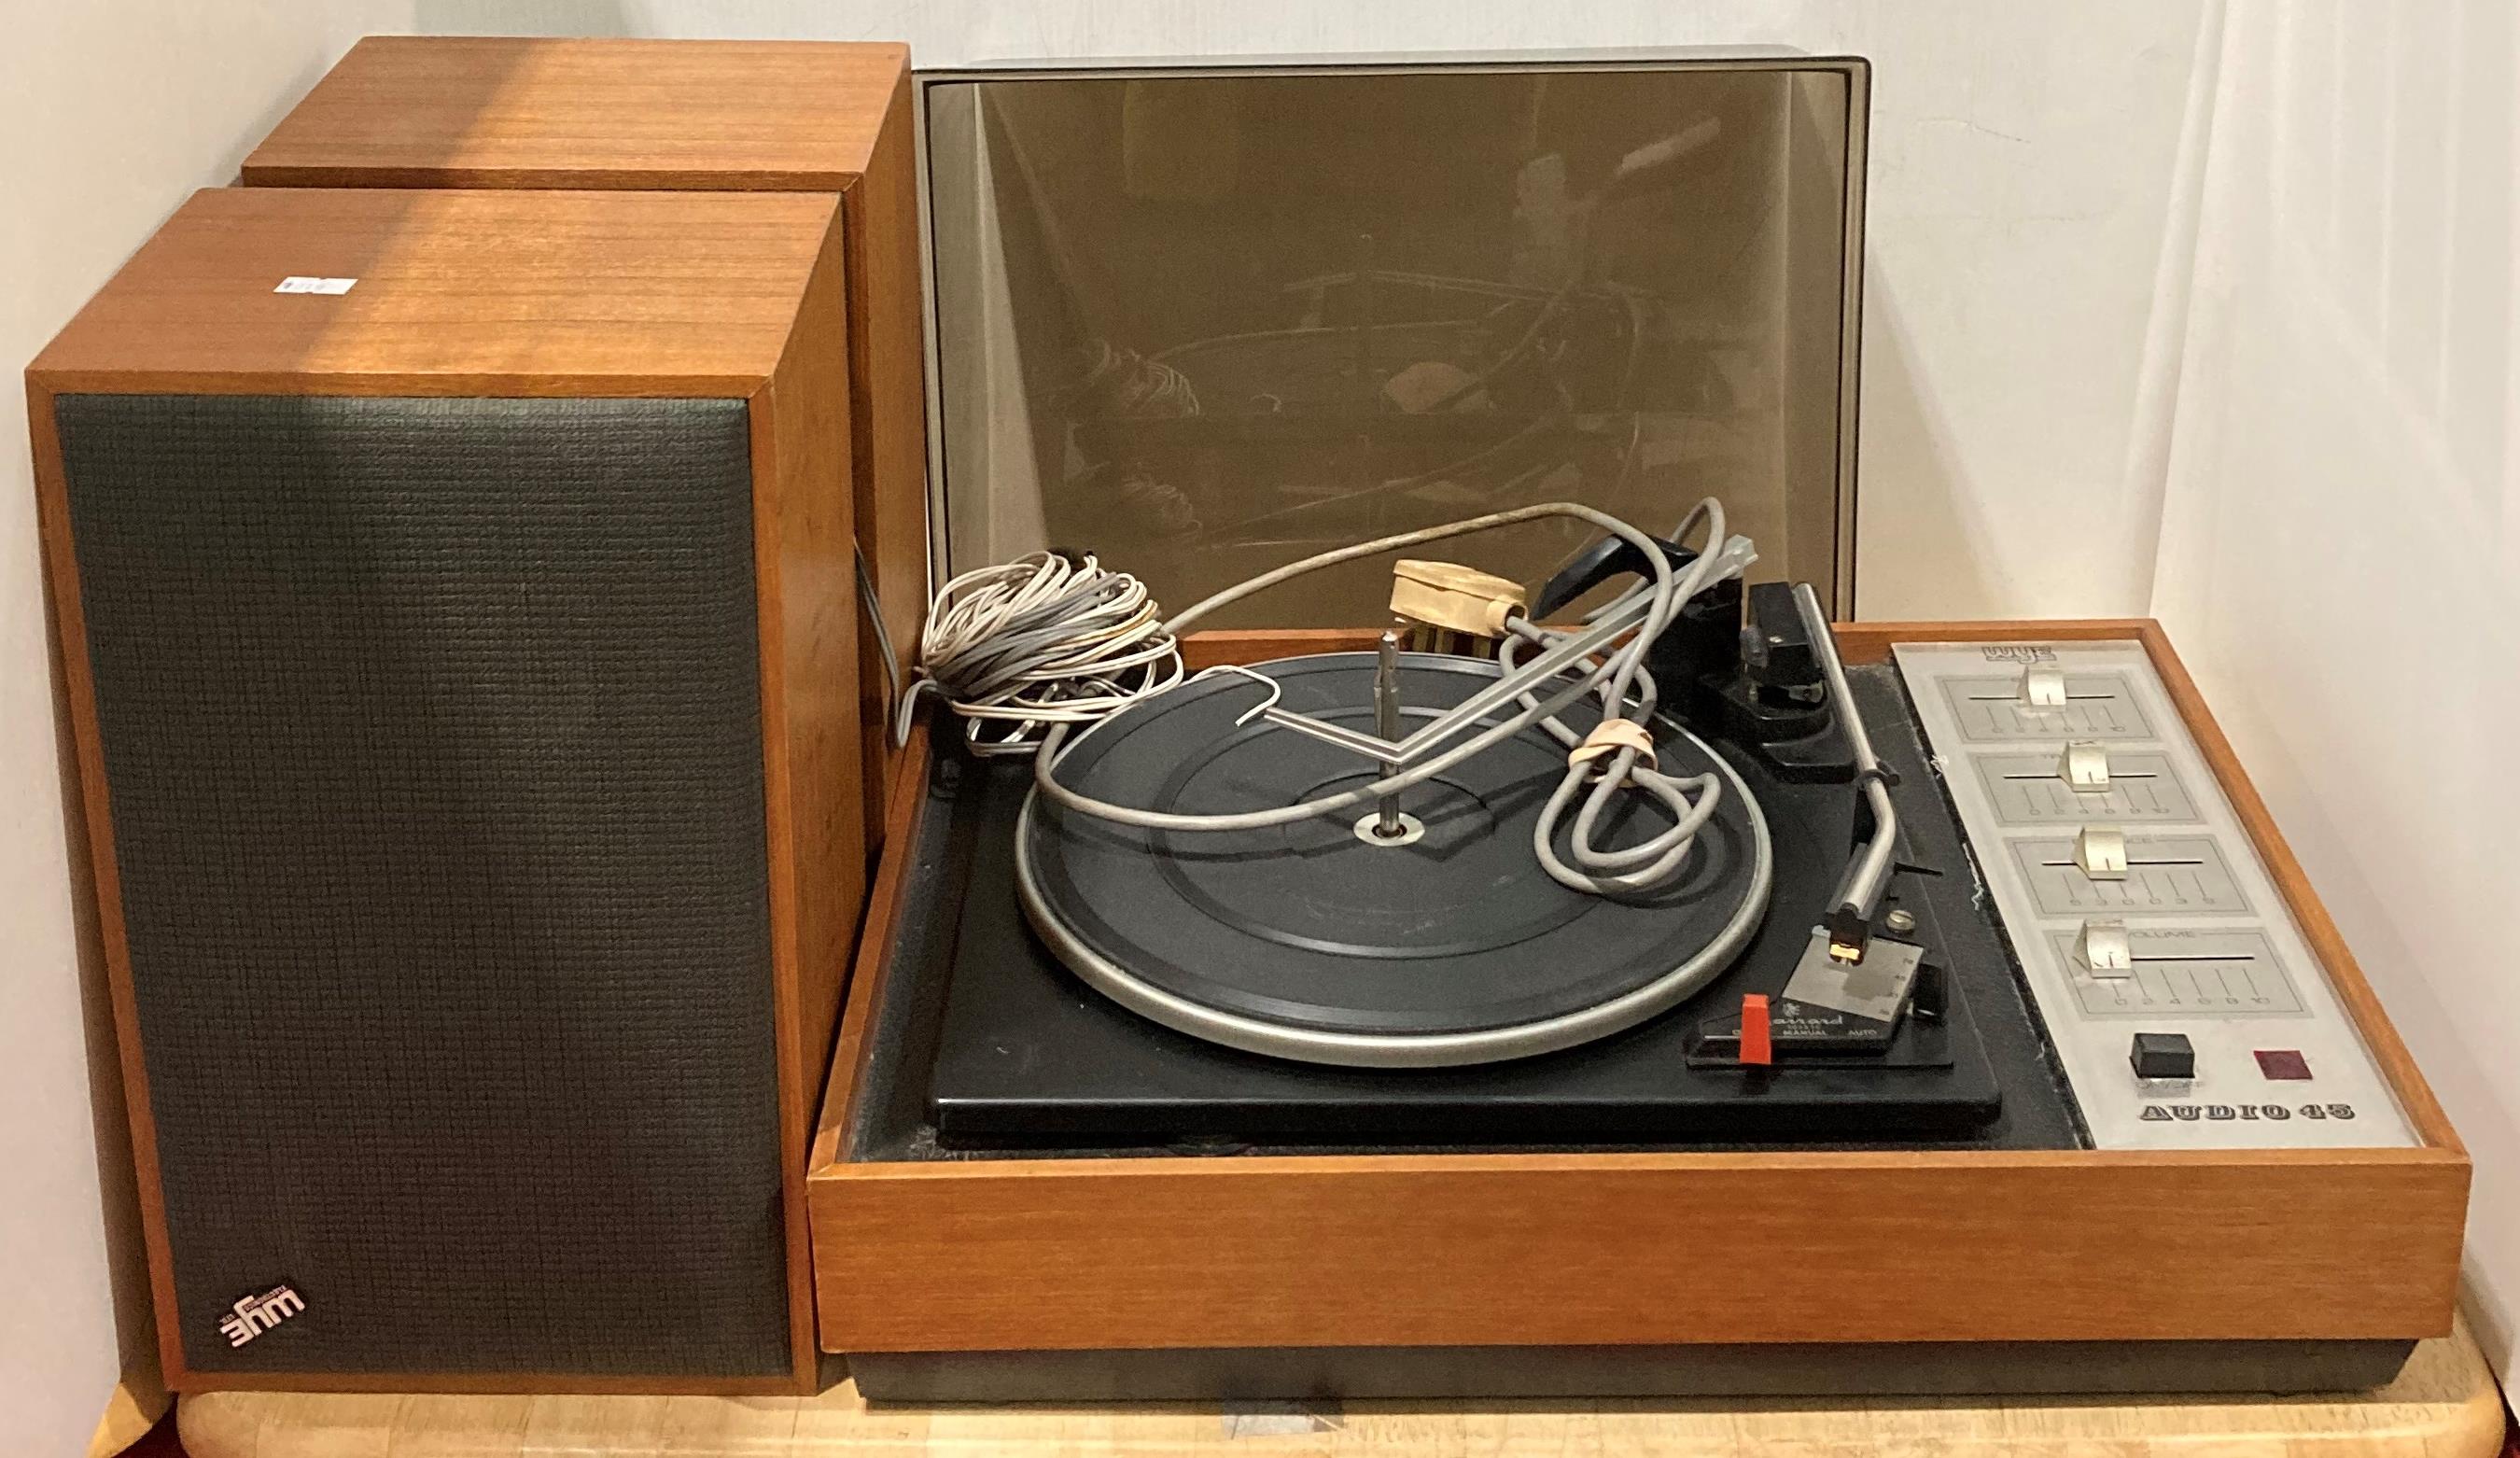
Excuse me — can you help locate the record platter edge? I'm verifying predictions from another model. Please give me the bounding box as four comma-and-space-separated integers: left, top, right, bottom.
1014, 652, 1775, 1068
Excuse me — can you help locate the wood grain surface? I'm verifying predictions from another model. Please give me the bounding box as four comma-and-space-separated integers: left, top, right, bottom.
27, 187, 836, 397
806, 620, 2469, 1355
836, 63, 931, 859
811, 1146, 2465, 1352
240, 37, 909, 191
808, 719, 931, 1175
750, 199, 866, 1387
172, 1318, 2510, 1457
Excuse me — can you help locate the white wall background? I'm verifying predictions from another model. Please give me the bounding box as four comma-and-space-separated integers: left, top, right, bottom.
7, 1, 2517, 1444
1, 5, 407, 1452
2150, 0, 2520, 1370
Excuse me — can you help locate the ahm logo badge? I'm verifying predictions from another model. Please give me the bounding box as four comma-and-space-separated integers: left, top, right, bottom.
218, 1285, 304, 1348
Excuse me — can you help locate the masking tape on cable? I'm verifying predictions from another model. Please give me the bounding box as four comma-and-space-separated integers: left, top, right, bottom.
1569, 719, 1657, 770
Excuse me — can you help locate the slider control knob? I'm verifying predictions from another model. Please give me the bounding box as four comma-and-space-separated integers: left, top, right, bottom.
2021, 666, 2068, 708
2059, 740, 2111, 789
2079, 918, 2132, 975
2075, 825, 2129, 880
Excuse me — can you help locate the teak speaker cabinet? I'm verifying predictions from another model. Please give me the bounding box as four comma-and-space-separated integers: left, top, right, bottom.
32, 187, 863, 1395
807, 622, 2467, 1359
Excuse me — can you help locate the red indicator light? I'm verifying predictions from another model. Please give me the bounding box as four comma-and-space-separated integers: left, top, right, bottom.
2254, 1049, 2312, 1081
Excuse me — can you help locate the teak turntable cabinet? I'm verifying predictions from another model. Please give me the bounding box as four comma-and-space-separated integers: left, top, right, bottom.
805, 622, 2468, 1399
797, 54, 2468, 1401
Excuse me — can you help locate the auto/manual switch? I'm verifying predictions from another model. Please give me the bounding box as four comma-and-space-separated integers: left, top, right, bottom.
2130, 1031, 2195, 1081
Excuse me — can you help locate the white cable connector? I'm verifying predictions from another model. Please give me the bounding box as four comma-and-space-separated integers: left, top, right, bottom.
1389, 559, 1526, 639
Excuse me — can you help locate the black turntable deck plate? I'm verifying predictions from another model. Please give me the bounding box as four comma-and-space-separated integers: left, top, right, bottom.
889, 664, 2082, 1153
1018, 654, 1768, 1057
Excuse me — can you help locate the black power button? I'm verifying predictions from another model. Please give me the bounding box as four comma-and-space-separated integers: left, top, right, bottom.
2130, 1031, 2195, 1080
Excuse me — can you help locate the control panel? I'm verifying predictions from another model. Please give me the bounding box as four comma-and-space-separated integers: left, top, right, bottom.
1895, 641, 2414, 1149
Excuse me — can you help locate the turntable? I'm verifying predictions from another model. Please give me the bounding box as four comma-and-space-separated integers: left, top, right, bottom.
805, 53, 2465, 1404
935, 519, 2026, 1146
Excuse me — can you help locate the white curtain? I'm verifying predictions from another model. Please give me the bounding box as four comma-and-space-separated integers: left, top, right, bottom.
2148, 0, 2520, 1376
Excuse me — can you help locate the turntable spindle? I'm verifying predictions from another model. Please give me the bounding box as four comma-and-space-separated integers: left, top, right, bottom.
1375, 629, 1404, 837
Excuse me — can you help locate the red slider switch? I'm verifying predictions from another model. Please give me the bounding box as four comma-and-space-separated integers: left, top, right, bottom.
1740, 994, 1772, 1067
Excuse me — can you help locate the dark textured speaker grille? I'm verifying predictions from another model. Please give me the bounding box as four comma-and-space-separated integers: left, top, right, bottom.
55, 394, 791, 1381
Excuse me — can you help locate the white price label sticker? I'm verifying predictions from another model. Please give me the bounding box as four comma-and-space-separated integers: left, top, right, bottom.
273, 276, 357, 295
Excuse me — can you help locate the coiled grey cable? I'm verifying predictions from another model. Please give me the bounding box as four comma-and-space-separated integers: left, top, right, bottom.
1028, 499, 1742, 899
903, 551, 1183, 757
1495, 498, 1742, 893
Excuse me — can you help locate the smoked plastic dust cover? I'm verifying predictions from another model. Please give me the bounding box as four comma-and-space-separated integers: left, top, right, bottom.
916, 51, 1869, 621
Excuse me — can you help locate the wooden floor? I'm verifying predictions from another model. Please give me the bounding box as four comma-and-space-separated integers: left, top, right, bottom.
175, 1321, 2511, 1457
